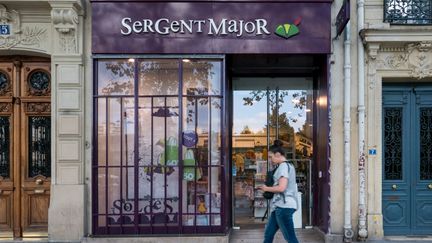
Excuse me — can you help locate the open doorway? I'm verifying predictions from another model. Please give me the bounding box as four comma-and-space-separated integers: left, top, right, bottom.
232, 77, 314, 229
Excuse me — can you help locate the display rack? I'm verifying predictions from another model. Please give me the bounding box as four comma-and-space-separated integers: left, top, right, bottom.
287, 159, 312, 227
253, 160, 268, 218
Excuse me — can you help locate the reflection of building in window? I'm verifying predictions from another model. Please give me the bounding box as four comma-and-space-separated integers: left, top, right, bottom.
295, 132, 313, 158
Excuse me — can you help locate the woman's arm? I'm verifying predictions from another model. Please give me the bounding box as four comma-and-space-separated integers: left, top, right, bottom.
258, 177, 288, 193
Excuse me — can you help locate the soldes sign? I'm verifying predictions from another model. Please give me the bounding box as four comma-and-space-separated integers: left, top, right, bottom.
121, 18, 271, 37
111, 198, 177, 214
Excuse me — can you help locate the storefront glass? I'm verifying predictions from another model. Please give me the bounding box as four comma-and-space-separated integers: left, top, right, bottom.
94, 58, 224, 234
232, 77, 314, 228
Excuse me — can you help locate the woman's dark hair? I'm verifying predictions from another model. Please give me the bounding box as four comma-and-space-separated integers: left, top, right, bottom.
269, 139, 286, 156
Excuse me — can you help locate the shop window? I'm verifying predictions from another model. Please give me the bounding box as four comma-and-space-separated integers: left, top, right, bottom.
94, 58, 224, 235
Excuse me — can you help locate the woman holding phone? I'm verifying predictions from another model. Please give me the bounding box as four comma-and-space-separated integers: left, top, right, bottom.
257, 139, 299, 243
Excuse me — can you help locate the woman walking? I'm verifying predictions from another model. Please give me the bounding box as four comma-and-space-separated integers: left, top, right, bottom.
257, 140, 299, 243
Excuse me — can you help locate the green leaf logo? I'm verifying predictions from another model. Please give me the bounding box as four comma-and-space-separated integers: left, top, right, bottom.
275, 17, 301, 39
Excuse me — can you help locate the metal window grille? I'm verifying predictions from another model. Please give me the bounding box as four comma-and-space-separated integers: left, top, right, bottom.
93, 58, 226, 235
384, 0, 432, 24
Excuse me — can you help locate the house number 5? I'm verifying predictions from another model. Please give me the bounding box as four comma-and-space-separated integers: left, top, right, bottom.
0, 25, 10, 35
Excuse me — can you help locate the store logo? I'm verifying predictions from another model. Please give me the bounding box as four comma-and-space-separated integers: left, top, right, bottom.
274, 17, 301, 39
121, 18, 271, 37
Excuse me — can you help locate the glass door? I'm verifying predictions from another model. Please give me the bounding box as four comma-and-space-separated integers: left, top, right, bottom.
232, 77, 314, 228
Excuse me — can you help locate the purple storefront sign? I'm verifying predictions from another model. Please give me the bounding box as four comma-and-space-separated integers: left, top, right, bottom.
91, 1, 331, 54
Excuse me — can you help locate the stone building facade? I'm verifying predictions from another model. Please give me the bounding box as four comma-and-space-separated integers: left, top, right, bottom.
0, 0, 431, 242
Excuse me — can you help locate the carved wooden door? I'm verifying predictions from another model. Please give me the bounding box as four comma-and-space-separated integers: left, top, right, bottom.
0, 57, 51, 238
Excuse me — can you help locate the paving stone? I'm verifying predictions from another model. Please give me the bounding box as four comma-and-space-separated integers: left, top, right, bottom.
229, 229, 324, 243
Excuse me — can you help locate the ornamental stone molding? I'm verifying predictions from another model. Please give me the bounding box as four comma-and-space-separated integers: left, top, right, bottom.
59, 30, 77, 53
0, 26, 47, 49
367, 41, 432, 80
406, 42, 432, 79
0, 4, 21, 34
0, 5, 47, 50
51, 8, 78, 34
366, 43, 380, 90
50, 3, 81, 54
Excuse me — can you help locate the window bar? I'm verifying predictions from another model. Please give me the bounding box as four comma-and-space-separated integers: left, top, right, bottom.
133, 60, 139, 233
208, 96, 212, 229
266, 87, 270, 167
430, 3, 432, 24
220, 58, 225, 229
164, 96, 168, 231
120, 97, 124, 233
178, 59, 183, 232
105, 97, 109, 233
276, 87, 279, 139
194, 96, 198, 232
93, 60, 99, 234
266, 88, 270, 215
150, 97, 154, 233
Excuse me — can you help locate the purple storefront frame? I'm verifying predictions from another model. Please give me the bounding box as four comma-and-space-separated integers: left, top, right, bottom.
91, 0, 332, 236
91, 1, 331, 54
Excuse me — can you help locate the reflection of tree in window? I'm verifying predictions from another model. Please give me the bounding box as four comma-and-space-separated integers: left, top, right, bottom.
241, 89, 312, 159
140, 60, 179, 95
242, 90, 307, 129
184, 61, 221, 95
101, 61, 134, 95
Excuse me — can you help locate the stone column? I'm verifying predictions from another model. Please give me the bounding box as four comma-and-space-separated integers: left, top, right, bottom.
365, 42, 384, 239
48, 1, 86, 241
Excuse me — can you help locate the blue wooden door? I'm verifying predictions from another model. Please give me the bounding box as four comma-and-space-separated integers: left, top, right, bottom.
383, 85, 432, 235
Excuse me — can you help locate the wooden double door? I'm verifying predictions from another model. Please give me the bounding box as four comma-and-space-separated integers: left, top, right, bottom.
382, 85, 432, 235
0, 57, 51, 238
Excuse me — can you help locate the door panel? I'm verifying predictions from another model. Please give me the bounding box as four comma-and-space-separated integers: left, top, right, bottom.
0, 63, 14, 237
22, 190, 49, 236
383, 199, 409, 225
0, 58, 50, 238
382, 89, 411, 235
383, 86, 432, 235
0, 190, 13, 236
412, 90, 432, 234
20, 61, 51, 236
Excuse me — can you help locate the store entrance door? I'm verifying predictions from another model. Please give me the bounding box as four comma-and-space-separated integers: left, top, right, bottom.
232, 77, 313, 229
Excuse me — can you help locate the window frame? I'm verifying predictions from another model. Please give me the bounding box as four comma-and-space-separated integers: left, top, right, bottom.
92, 56, 227, 235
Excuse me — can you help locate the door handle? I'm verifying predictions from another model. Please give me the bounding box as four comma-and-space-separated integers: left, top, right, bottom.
392, 184, 397, 190
428, 184, 432, 190
35, 178, 43, 185
34, 189, 45, 194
